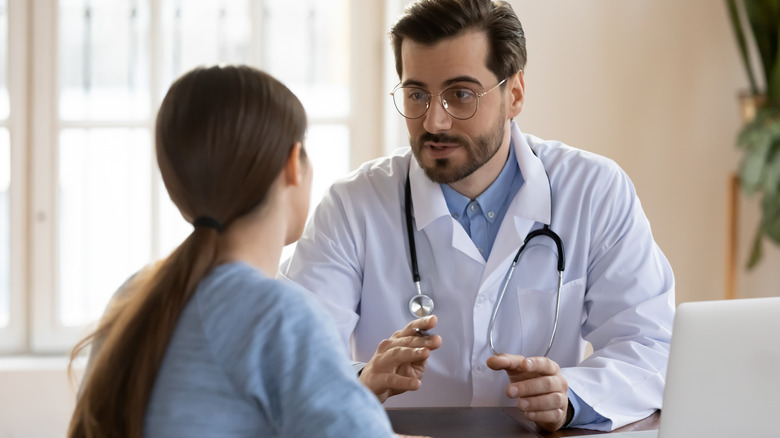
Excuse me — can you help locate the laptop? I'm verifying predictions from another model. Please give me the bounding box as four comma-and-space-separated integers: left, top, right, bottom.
581, 296, 780, 438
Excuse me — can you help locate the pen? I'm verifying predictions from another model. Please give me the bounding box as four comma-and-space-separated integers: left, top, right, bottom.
414, 327, 431, 337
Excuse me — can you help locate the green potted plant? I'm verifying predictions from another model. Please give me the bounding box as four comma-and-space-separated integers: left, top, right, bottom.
726, 0, 780, 267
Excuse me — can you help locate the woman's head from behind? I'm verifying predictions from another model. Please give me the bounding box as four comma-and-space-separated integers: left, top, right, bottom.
68, 66, 309, 438
156, 65, 309, 241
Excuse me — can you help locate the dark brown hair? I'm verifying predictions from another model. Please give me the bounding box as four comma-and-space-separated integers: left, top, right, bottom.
390, 0, 527, 81
68, 65, 307, 438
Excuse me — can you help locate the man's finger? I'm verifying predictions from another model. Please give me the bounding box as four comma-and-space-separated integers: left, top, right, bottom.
371, 372, 421, 392
377, 333, 441, 354
487, 354, 561, 376
384, 346, 431, 365
393, 315, 439, 339
507, 375, 567, 398
513, 391, 568, 412
486, 353, 528, 372
523, 407, 567, 429
521, 356, 560, 376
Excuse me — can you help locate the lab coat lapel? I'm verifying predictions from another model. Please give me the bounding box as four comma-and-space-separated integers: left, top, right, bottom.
409, 158, 485, 264
481, 124, 552, 288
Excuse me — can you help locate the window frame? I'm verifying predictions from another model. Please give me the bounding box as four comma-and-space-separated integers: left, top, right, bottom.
30, 0, 69, 352
0, 0, 29, 353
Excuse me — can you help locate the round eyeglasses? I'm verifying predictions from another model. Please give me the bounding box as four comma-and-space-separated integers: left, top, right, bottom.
390, 78, 507, 120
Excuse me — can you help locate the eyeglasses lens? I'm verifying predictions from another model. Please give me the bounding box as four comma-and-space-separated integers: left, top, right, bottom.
392, 87, 478, 120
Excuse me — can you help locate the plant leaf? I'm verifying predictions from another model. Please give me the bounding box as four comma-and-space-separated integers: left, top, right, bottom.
744, 0, 780, 92
746, 222, 764, 269
726, 0, 759, 93
737, 107, 780, 194
767, 21, 780, 101
738, 116, 772, 194
741, 150, 768, 194
761, 190, 780, 242
762, 138, 780, 194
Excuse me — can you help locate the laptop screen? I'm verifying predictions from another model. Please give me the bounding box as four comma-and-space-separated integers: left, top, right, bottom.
658, 297, 780, 437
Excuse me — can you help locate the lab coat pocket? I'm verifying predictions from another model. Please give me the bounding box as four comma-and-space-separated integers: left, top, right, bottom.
515, 276, 587, 358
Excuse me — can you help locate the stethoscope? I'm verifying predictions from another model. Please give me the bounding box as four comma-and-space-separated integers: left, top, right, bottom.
405, 164, 565, 357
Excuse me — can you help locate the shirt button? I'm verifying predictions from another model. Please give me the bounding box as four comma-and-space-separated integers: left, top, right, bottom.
470, 204, 477, 211
453, 213, 459, 219
476, 295, 486, 306
487, 211, 495, 219
478, 248, 484, 254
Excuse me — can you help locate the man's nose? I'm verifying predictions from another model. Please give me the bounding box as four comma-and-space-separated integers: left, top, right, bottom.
422, 96, 452, 133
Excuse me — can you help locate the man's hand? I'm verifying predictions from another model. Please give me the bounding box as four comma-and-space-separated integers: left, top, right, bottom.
359, 315, 442, 403
486, 354, 570, 432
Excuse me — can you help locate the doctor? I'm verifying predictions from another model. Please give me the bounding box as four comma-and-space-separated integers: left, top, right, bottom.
282, 0, 674, 432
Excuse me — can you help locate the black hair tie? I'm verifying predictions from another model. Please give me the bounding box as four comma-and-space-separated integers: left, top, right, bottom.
193, 216, 222, 232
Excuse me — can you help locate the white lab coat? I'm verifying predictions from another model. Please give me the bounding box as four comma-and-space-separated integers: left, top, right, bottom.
281, 122, 675, 431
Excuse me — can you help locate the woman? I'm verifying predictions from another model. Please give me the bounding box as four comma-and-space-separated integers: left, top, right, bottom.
68, 65, 419, 437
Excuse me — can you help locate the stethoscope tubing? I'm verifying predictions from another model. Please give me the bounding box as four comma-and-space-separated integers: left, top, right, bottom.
487, 225, 564, 357
406, 171, 435, 317
405, 161, 565, 357
405, 171, 421, 285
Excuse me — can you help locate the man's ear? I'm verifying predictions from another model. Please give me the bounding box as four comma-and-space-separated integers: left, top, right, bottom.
284, 142, 303, 186
507, 70, 525, 119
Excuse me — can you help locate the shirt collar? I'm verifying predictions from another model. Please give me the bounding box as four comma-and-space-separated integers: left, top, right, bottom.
441, 141, 520, 224
409, 121, 551, 230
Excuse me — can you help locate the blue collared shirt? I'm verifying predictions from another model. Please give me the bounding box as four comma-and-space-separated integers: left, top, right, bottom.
441, 140, 607, 427
441, 143, 524, 261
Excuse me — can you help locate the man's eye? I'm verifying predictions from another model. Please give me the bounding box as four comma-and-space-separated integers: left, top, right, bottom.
450, 89, 476, 102
407, 89, 428, 102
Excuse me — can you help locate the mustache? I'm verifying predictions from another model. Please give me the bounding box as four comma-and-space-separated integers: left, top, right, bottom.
417, 132, 468, 146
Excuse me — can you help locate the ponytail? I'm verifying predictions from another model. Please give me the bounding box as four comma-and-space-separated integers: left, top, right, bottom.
68, 228, 219, 438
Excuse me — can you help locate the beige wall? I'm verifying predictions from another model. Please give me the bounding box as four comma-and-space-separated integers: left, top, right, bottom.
507, 0, 780, 303
0, 358, 81, 437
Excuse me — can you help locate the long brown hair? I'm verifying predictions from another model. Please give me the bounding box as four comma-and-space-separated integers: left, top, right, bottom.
68, 65, 307, 437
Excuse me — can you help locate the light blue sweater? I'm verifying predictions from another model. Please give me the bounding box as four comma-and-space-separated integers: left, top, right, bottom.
143, 262, 395, 437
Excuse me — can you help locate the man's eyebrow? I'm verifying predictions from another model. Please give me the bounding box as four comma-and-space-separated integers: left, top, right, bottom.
401, 79, 427, 88
400, 76, 484, 89
442, 76, 483, 88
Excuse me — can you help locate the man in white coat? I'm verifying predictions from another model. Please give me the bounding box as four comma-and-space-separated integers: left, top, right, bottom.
281, 0, 674, 432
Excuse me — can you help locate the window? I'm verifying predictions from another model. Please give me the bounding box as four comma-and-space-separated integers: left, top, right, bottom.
0, 0, 26, 353
0, 0, 9, 330
4, 0, 385, 354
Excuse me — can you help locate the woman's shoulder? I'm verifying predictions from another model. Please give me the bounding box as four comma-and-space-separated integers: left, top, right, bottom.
196, 262, 342, 341
181, 262, 393, 437
195, 262, 315, 322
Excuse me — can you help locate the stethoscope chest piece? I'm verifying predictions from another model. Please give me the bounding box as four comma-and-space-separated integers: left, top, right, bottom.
409, 292, 434, 317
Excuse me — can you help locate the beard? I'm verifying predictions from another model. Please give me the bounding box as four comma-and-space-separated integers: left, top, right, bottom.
410, 115, 507, 184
